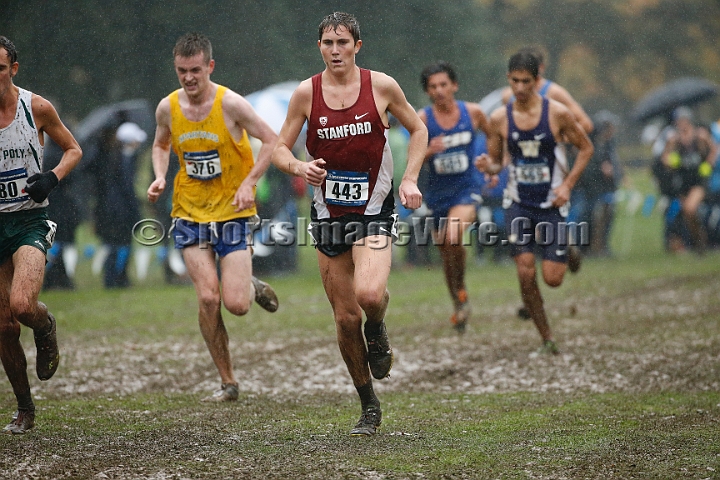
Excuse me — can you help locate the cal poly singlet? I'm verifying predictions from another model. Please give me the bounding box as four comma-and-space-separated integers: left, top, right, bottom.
169, 85, 256, 223
506, 98, 564, 209
306, 68, 394, 219
423, 101, 483, 205
0, 88, 45, 213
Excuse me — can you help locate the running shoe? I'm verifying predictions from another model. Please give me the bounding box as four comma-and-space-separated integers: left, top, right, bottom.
567, 246, 582, 273
251, 276, 279, 312
450, 302, 472, 333
538, 340, 560, 356
35, 308, 59, 381
450, 289, 471, 333
365, 321, 393, 380
517, 306, 532, 320
200, 383, 239, 403
3, 409, 35, 434
350, 405, 382, 436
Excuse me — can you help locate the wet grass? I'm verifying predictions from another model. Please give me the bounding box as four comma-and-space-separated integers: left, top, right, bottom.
2, 171, 720, 478
1, 391, 718, 478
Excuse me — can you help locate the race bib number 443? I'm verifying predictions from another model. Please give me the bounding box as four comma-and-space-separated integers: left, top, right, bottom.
184, 150, 222, 180
0, 168, 29, 204
325, 170, 369, 206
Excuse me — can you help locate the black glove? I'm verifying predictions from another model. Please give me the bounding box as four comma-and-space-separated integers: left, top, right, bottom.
24, 171, 59, 203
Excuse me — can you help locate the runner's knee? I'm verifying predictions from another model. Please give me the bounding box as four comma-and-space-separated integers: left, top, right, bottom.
543, 273, 564, 288
197, 291, 222, 314
224, 297, 251, 316
8, 296, 36, 326
355, 286, 386, 312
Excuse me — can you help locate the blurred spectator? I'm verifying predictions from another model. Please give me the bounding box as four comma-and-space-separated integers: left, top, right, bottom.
660, 107, 716, 253
707, 118, 720, 247
43, 135, 83, 290
94, 122, 145, 287
571, 110, 623, 257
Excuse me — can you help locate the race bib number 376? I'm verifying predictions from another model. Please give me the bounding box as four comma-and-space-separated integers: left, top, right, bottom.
184, 150, 222, 180
0, 168, 29, 204
325, 169, 369, 206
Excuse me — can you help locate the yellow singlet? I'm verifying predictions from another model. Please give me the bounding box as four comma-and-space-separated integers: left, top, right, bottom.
169, 85, 256, 222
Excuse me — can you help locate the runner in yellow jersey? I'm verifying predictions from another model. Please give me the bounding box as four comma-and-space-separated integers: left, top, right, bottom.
147, 33, 279, 402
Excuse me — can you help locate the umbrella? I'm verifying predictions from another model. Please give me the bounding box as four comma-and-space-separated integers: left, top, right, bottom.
75, 99, 154, 146
630, 77, 719, 123
245, 81, 301, 134
479, 87, 505, 115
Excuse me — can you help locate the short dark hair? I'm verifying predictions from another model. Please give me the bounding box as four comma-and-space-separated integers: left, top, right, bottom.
508, 51, 539, 78
0, 36, 18, 64
517, 45, 546, 66
420, 61, 457, 92
318, 12, 361, 44
173, 33, 212, 64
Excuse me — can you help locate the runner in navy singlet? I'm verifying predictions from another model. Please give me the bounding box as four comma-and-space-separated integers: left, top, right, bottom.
475, 51, 593, 355
418, 61, 489, 333
501, 45, 594, 320
271, 12, 427, 436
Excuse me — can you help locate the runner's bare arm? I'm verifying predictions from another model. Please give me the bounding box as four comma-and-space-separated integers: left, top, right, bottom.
549, 84, 594, 134
552, 103, 594, 207
417, 108, 445, 160
148, 97, 172, 203
475, 107, 505, 175
271, 80, 327, 187
32, 95, 82, 181
467, 102, 490, 136
381, 74, 427, 209
226, 92, 279, 211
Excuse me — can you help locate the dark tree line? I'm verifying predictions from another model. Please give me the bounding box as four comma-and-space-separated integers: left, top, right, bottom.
4, 0, 719, 129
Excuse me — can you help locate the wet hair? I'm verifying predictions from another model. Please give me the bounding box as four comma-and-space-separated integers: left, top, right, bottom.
517, 45, 546, 67
318, 12, 361, 44
508, 51, 539, 78
173, 33, 212, 64
0, 36, 18, 64
420, 61, 457, 92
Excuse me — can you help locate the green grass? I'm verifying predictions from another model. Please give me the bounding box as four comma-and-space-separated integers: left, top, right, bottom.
1, 168, 720, 478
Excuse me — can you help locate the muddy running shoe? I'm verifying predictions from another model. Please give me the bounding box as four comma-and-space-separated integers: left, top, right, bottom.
200, 383, 239, 403
251, 276, 279, 312
3, 409, 35, 434
365, 321, 393, 380
567, 246, 582, 274
450, 302, 472, 334
517, 306, 531, 320
35, 309, 59, 381
538, 340, 560, 356
350, 405, 382, 436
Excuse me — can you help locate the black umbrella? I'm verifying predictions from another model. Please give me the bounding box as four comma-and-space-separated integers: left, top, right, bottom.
630, 77, 719, 123
75, 99, 154, 145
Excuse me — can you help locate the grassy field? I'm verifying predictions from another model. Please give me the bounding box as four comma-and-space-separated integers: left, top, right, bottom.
1, 169, 720, 479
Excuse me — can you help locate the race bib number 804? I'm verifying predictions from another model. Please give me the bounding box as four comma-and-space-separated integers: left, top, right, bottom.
0, 168, 29, 204
184, 150, 222, 180
325, 169, 369, 206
